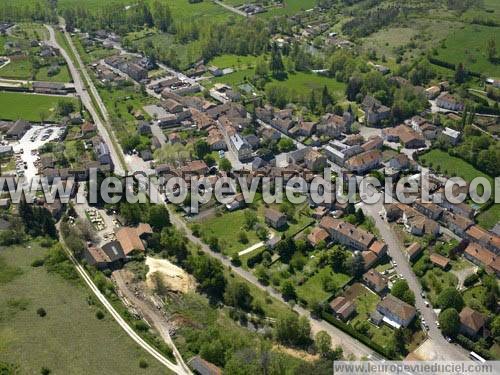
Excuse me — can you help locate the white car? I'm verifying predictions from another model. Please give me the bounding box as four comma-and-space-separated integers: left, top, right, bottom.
435, 320, 440, 328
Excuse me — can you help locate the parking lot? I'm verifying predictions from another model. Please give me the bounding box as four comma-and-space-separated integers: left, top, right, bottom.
11, 125, 64, 182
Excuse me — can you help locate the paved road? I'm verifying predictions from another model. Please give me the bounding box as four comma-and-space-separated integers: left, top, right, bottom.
360, 193, 470, 360
113, 270, 192, 375
45, 22, 126, 176
167, 207, 383, 360
58, 228, 185, 374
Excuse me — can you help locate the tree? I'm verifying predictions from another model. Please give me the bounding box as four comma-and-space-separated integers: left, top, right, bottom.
274, 313, 311, 347
219, 158, 232, 172
391, 279, 415, 306
321, 85, 333, 110
277, 137, 294, 152
243, 210, 258, 230
160, 228, 188, 263
56, 100, 75, 116
329, 246, 348, 272
194, 140, 210, 159
148, 204, 170, 231
281, 280, 297, 301
350, 252, 365, 279
437, 287, 464, 311
355, 208, 365, 224
275, 237, 296, 263
439, 308, 460, 337
315, 331, 332, 358
187, 254, 226, 300
151, 0, 172, 32
224, 280, 253, 311
238, 230, 248, 244
269, 43, 285, 78
486, 37, 496, 62
454, 62, 466, 84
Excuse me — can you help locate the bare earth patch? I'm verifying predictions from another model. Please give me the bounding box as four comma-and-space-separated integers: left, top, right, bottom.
273, 345, 319, 362
145, 257, 196, 294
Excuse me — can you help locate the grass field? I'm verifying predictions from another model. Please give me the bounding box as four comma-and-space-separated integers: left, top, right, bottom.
195, 208, 262, 256
0, 92, 79, 122
477, 204, 500, 229
296, 266, 351, 305
35, 65, 72, 83
0, 58, 33, 80
419, 149, 492, 183
269, 71, 346, 96
0, 241, 168, 374
436, 23, 500, 77
210, 54, 259, 70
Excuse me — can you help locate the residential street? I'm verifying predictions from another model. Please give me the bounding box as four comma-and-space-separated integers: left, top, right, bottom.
166, 206, 384, 360
360, 192, 470, 361
45, 22, 127, 176
56, 17, 471, 364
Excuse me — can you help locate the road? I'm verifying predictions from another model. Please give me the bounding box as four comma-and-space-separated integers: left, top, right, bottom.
167, 207, 383, 360
213, 0, 248, 17
45, 22, 126, 176
113, 270, 192, 375
59, 22, 416, 361
50, 22, 191, 373
58, 228, 186, 374
360, 192, 469, 361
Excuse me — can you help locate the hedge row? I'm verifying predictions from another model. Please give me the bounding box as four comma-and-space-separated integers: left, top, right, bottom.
321, 311, 393, 359
427, 57, 482, 78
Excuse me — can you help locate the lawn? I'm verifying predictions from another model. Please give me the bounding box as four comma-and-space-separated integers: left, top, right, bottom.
0, 241, 168, 374
435, 23, 500, 77
35, 65, 72, 83
0, 92, 79, 122
268, 71, 346, 98
296, 266, 351, 305
463, 285, 489, 314
210, 54, 259, 70
195, 208, 262, 256
260, 0, 317, 17
419, 149, 493, 184
421, 267, 458, 305
347, 283, 380, 324
0, 57, 33, 80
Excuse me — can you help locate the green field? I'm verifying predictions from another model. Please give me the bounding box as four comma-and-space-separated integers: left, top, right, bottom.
35, 65, 72, 83
419, 149, 493, 183
436, 23, 500, 77
195, 208, 262, 256
0, 242, 167, 374
210, 54, 259, 70
269, 71, 346, 96
296, 266, 351, 305
0, 58, 33, 80
0, 92, 79, 122
477, 204, 500, 230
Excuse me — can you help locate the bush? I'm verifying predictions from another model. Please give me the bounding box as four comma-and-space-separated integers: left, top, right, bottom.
95, 310, 105, 320
139, 359, 149, 369
31, 258, 45, 267
36, 307, 47, 317
135, 321, 149, 332
463, 273, 479, 287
